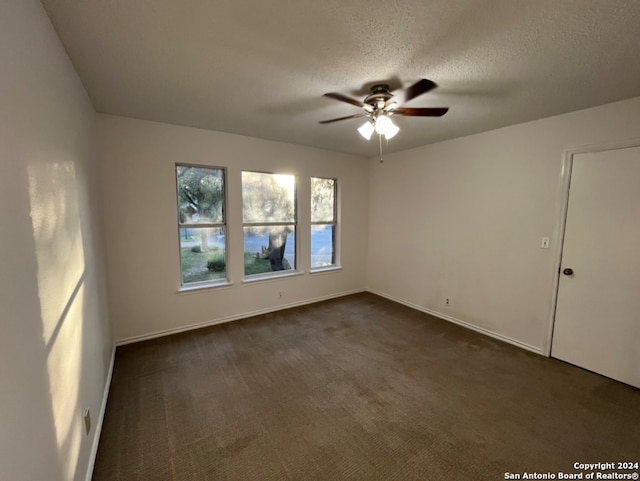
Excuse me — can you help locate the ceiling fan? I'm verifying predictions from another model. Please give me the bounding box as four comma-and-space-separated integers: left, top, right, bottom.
319, 79, 449, 140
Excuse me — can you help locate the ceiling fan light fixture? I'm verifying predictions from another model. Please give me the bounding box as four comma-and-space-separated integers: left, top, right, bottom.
320, 79, 447, 147
384, 121, 399, 139
374, 115, 399, 139
358, 120, 375, 140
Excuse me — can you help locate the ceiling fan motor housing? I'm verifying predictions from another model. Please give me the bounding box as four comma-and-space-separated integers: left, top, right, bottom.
364, 84, 393, 110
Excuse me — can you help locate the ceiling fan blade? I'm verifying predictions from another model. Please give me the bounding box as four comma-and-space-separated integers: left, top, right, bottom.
393, 107, 449, 117
389, 79, 438, 107
319, 113, 367, 124
323, 92, 364, 108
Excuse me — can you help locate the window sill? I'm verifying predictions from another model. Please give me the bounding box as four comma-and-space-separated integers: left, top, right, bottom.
178, 280, 234, 295
242, 270, 304, 285
310, 266, 342, 275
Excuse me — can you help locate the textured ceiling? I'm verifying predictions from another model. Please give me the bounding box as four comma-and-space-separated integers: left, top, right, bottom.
41, 0, 640, 157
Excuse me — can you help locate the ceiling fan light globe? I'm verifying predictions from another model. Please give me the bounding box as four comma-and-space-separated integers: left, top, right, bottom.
358, 121, 375, 140
374, 115, 391, 135
384, 122, 399, 139
374, 115, 399, 138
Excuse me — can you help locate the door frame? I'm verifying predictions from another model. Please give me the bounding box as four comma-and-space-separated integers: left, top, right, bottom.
544, 137, 640, 357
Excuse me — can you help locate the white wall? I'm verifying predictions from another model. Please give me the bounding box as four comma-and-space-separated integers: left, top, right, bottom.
367, 96, 640, 353
0, 1, 113, 480
97, 115, 370, 342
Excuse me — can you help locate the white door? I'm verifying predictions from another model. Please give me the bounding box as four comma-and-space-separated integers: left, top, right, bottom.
551, 145, 640, 388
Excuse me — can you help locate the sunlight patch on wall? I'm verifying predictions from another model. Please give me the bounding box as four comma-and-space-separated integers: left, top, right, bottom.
47, 281, 85, 480
28, 158, 87, 480
28, 160, 86, 343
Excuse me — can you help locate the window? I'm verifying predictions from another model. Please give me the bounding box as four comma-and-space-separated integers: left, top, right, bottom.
242, 171, 296, 277
311, 177, 337, 269
176, 164, 227, 286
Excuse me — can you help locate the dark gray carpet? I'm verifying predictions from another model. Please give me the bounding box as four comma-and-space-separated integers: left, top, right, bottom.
93, 293, 640, 480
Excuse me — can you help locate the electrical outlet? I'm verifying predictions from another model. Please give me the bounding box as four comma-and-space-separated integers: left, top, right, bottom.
83, 409, 91, 435
445, 298, 451, 306
541, 237, 550, 249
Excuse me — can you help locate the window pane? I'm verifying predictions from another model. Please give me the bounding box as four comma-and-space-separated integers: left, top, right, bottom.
311, 225, 335, 268
242, 171, 295, 223
179, 227, 226, 284
177, 165, 224, 224
243, 226, 296, 275
311, 177, 335, 223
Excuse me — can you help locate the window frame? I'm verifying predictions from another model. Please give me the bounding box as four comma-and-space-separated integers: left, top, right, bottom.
310, 176, 339, 271
175, 163, 230, 290
241, 170, 298, 280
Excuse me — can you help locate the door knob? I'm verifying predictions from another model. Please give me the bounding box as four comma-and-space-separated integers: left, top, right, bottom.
562, 268, 574, 276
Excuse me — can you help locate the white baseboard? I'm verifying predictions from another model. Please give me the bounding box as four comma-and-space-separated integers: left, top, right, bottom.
367, 288, 544, 355
116, 288, 366, 346
85, 344, 116, 481
115, 288, 544, 356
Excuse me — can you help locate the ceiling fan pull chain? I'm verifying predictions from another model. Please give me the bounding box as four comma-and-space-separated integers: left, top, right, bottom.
379, 133, 384, 163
